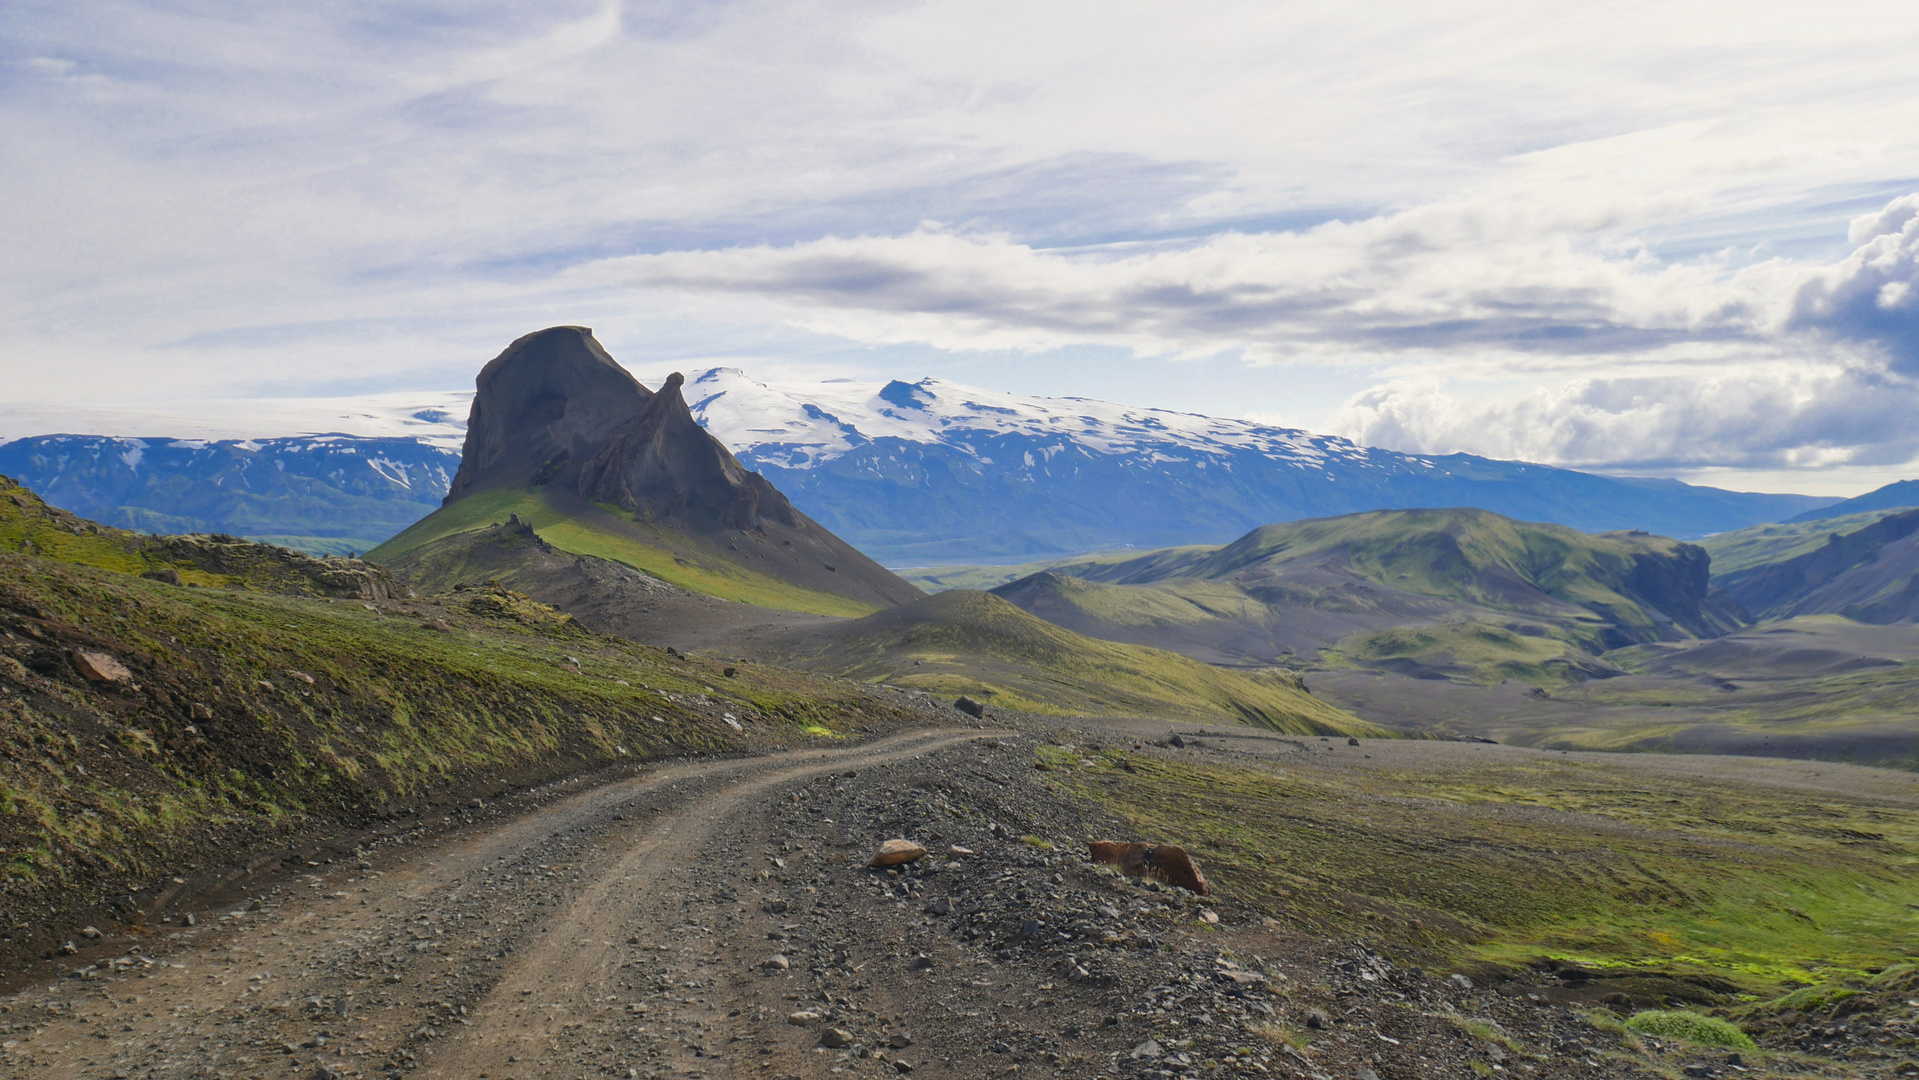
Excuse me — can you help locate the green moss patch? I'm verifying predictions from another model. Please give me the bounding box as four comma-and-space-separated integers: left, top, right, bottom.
1623, 1010, 1755, 1049
1051, 750, 1919, 998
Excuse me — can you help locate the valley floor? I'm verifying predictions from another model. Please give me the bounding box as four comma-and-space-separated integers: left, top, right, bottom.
4, 709, 1909, 1079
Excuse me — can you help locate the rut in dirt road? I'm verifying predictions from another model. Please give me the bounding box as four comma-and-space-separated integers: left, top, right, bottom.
0, 728, 993, 1080
421, 728, 999, 1079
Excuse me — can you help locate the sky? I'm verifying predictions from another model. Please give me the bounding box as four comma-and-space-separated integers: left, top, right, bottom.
6, 1, 1919, 495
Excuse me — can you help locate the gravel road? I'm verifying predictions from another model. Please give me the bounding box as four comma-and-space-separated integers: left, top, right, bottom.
0, 716, 1800, 1080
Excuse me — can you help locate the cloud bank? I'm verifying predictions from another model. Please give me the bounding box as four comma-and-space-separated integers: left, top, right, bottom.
7, 1, 1919, 488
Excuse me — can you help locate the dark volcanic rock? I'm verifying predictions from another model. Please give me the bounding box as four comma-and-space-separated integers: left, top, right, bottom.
423, 326, 924, 612
578, 372, 802, 533
446, 326, 651, 503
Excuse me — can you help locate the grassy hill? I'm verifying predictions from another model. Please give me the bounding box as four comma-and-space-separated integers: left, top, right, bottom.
973, 509, 1742, 693
749, 589, 1386, 735
0, 482, 926, 958
1090, 509, 1736, 640
2, 474, 396, 598
368, 486, 883, 618
1699, 509, 1915, 581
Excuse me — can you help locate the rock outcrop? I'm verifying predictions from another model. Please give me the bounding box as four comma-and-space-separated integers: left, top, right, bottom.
577, 372, 802, 532
448, 329, 808, 539
446, 326, 650, 504
426, 327, 924, 611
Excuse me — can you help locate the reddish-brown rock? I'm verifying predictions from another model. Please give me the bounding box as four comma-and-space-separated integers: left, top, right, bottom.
71, 649, 133, 684
869, 839, 927, 867
1088, 840, 1211, 895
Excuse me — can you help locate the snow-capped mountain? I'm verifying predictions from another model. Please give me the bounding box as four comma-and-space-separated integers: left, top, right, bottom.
0, 369, 1835, 562
0, 434, 460, 553
676, 368, 1834, 563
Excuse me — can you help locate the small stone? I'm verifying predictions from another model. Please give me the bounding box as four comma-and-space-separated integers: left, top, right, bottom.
1447, 973, 1475, 991
71, 649, 133, 684
954, 696, 986, 718
189, 702, 214, 720
468, 798, 484, 809
787, 1011, 820, 1026
887, 1032, 913, 1048
1356, 1070, 1381, 1080
1021, 919, 1044, 937
1198, 909, 1219, 924
763, 954, 791, 971
908, 955, 934, 971
80, 925, 102, 939
1130, 1038, 1164, 1060
1347, 736, 1361, 746
1168, 734, 1186, 748
820, 1027, 854, 1048
869, 839, 927, 867
948, 845, 975, 858
58, 941, 79, 955
893, 1062, 914, 1075
286, 669, 316, 685
184, 913, 197, 927
922, 896, 950, 916
763, 899, 789, 914
1304, 1009, 1330, 1030
723, 666, 738, 678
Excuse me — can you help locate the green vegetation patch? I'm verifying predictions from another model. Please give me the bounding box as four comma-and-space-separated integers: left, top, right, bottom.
0, 547, 910, 931
1050, 749, 1919, 997
765, 590, 1387, 735
1321, 620, 1608, 686
368, 486, 875, 617
1700, 510, 1915, 581
1623, 1010, 1755, 1049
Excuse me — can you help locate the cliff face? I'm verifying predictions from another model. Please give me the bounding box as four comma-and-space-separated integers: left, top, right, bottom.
445, 326, 650, 504
577, 373, 802, 532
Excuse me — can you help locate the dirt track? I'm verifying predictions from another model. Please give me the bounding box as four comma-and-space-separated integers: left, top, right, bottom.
8, 718, 1846, 1080
0, 728, 994, 1080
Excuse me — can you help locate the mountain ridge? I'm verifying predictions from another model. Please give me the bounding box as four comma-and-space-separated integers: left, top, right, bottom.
0, 365, 1845, 563
679, 368, 1836, 560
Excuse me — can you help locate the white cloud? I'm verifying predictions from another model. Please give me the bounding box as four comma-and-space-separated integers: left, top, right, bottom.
6, 1, 1919, 490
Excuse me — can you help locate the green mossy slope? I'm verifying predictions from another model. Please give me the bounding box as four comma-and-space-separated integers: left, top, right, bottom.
0, 547, 911, 952
1049, 746, 1919, 1001
758, 590, 1386, 735
368, 486, 877, 617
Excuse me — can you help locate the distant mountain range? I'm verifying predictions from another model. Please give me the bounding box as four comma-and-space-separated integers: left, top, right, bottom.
677, 369, 1836, 562
1786, 479, 1919, 523
0, 435, 459, 554
0, 365, 1872, 561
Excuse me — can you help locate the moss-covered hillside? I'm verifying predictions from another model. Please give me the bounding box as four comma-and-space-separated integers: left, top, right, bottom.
1, 474, 396, 599
752, 589, 1387, 736
0, 485, 923, 964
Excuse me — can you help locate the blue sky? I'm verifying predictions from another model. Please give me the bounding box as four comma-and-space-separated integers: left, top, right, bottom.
6, 1, 1919, 494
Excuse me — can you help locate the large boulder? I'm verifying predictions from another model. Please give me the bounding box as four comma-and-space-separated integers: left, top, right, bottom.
1088, 840, 1211, 895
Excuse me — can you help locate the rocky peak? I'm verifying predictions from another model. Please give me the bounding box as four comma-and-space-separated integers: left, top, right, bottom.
578, 371, 802, 532
446, 326, 649, 502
